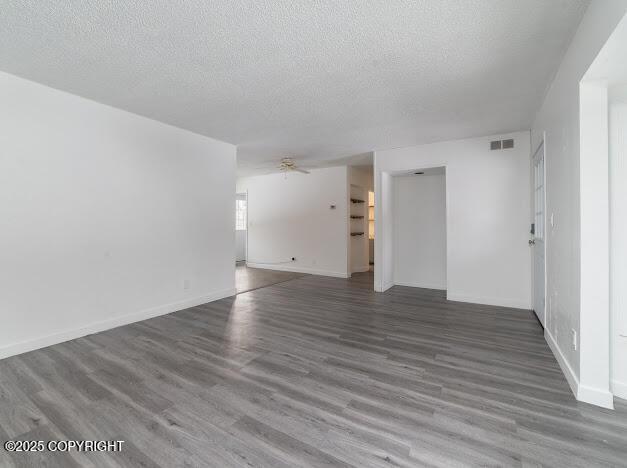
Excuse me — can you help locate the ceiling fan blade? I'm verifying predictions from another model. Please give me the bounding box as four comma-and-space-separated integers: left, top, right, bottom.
293, 168, 310, 174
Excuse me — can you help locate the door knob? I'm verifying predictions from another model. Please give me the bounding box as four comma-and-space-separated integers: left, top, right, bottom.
528, 239, 535, 246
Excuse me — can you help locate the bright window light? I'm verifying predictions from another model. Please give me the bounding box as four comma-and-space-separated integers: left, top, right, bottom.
236, 199, 247, 231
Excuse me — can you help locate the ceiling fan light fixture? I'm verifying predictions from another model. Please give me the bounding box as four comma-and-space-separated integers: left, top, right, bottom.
278, 157, 310, 174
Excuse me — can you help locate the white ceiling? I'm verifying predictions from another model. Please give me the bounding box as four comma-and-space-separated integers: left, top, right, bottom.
1, 1, 588, 175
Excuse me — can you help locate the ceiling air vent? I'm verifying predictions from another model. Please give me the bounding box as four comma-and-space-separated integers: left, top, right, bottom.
490, 140, 502, 150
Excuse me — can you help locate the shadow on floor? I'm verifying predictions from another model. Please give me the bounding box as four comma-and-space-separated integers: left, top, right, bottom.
235, 262, 308, 294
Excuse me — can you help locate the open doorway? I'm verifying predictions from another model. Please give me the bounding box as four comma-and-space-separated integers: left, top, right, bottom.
349, 184, 369, 274
234, 190, 306, 294
235, 192, 247, 263
348, 164, 375, 287
392, 167, 447, 290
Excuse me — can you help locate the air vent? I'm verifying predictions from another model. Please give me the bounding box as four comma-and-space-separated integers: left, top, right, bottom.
490, 139, 514, 150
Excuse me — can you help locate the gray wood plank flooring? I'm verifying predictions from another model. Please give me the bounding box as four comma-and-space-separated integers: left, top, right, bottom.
235, 262, 307, 294
1, 272, 626, 467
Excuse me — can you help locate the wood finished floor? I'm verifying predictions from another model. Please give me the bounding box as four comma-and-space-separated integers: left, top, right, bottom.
235, 262, 307, 294
1, 272, 626, 467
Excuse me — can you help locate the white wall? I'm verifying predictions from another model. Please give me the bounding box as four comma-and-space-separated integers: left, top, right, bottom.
375, 131, 531, 309
236, 167, 349, 277
374, 171, 394, 292
531, 0, 627, 407
578, 80, 611, 407
610, 94, 627, 400
0, 72, 236, 359
393, 173, 446, 290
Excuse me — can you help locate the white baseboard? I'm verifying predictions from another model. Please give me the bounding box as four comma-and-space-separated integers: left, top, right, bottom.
246, 262, 349, 278
545, 329, 614, 409
394, 280, 446, 290
376, 281, 394, 293
612, 379, 627, 401
545, 329, 579, 399
0, 287, 236, 361
446, 292, 530, 309
578, 384, 614, 409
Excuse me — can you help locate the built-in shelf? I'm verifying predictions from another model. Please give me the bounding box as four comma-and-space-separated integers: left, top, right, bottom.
350, 215, 364, 219
351, 198, 365, 204
350, 232, 365, 236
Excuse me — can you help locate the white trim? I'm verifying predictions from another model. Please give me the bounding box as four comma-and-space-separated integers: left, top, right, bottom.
545, 329, 579, 399
0, 287, 236, 360
531, 135, 547, 327
446, 292, 530, 310
612, 379, 627, 400
578, 384, 615, 409
394, 281, 446, 291
545, 329, 615, 409
246, 262, 349, 278
375, 281, 394, 293
373, 164, 384, 292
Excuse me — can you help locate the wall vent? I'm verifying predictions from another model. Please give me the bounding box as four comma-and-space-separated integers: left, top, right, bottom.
490, 139, 514, 150
490, 140, 502, 150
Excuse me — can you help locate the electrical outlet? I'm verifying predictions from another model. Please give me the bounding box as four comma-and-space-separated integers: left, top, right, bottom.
571, 329, 577, 350
183, 279, 191, 290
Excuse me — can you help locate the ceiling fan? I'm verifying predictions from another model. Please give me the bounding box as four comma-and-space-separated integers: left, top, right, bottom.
278, 157, 310, 174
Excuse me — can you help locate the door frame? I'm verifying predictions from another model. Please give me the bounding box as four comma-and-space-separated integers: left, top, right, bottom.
531, 135, 547, 327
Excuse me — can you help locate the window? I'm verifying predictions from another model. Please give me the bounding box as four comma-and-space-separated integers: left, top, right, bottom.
236, 199, 247, 231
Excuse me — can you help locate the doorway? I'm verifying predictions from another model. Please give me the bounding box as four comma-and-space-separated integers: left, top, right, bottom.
531, 141, 546, 327
392, 167, 447, 290
235, 192, 247, 262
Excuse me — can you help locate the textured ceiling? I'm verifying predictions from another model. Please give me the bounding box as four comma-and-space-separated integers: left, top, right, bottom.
1, 0, 588, 175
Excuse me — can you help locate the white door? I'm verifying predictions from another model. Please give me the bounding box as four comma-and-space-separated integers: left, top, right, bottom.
532, 142, 546, 327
